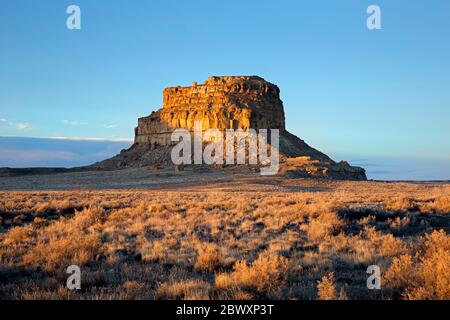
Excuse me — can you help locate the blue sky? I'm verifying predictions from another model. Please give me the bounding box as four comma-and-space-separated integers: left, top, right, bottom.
0, 0, 449, 178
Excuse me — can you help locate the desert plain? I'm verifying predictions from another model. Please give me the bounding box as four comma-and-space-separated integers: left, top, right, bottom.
0, 167, 448, 300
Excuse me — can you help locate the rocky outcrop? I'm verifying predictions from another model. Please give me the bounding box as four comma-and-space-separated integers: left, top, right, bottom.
93, 76, 366, 180
135, 76, 286, 148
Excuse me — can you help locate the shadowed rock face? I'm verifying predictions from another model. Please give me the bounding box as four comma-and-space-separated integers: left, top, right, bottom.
93, 76, 367, 180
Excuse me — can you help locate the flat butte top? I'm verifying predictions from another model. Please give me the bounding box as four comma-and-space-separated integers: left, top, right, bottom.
162, 76, 282, 110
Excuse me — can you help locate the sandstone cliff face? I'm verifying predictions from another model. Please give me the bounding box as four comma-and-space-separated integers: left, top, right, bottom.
135, 76, 285, 147
93, 76, 366, 180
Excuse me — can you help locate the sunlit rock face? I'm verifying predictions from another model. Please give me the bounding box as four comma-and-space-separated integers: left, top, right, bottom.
93, 75, 366, 180
135, 76, 285, 146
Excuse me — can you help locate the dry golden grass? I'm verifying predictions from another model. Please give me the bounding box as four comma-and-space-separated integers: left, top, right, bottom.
384, 230, 450, 299
0, 179, 449, 300
157, 279, 212, 300
194, 242, 225, 272
317, 272, 337, 300
215, 251, 288, 298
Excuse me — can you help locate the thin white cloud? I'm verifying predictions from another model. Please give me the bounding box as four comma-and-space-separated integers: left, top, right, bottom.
0, 118, 32, 130
102, 124, 119, 129
49, 136, 133, 142
62, 120, 88, 126
15, 122, 31, 130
